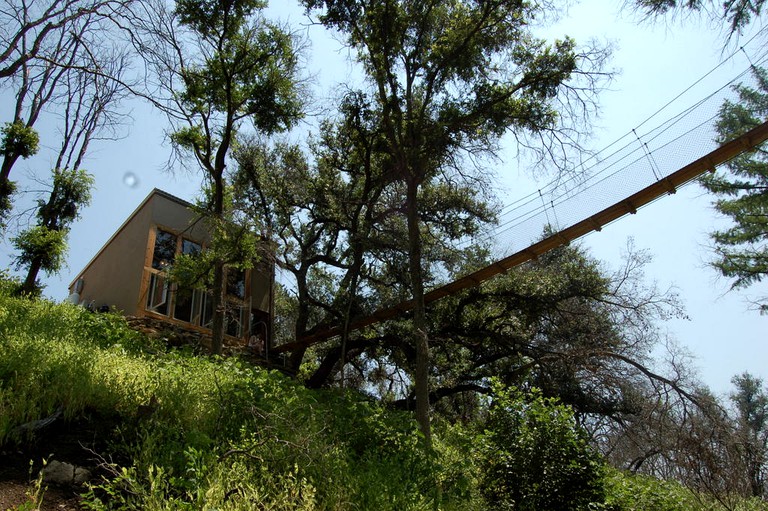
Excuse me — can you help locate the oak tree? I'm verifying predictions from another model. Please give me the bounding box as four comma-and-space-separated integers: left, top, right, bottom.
301, 0, 608, 442
233, 92, 494, 376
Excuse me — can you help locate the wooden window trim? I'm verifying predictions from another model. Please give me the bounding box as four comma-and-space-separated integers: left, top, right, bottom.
138, 223, 256, 340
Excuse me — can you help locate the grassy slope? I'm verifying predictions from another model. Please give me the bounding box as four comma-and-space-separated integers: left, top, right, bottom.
0, 286, 453, 510
1, 284, 764, 511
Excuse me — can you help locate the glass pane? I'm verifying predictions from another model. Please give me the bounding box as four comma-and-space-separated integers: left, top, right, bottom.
182, 239, 201, 256
146, 273, 170, 315
173, 287, 194, 322
226, 268, 246, 300
190, 289, 203, 325
225, 302, 244, 337
251, 311, 270, 336
152, 229, 177, 270
201, 292, 213, 328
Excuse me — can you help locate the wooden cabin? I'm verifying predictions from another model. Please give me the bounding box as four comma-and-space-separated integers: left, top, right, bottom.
68, 188, 273, 349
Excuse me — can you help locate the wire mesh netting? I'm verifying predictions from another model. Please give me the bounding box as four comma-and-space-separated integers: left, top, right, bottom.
464, 33, 768, 261
286, 31, 768, 346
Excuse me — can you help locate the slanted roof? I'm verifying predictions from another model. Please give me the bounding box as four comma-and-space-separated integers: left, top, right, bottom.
68, 188, 195, 290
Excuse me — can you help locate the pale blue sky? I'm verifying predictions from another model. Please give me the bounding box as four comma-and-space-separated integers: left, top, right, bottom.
1, 0, 765, 396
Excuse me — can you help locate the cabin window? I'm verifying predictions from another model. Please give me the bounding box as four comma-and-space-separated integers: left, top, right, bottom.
172, 287, 212, 327
170, 239, 205, 322
226, 268, 246, 300
152, 229, 177, 269
172, 287, 194, 323
200, 291, 214, 328
144, 226, 250, 338
225, 300, 247, 338
182, 239, 201, 256
146, 273, 170, 315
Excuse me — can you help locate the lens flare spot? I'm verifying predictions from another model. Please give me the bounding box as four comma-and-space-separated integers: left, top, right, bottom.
123, 172, 139, 188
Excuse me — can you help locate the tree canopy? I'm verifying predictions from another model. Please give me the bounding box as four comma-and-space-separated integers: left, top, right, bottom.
124, 0, 304, 353
300, 0, 609, 443
699, 66, 768, 308
634, 0, 765, 35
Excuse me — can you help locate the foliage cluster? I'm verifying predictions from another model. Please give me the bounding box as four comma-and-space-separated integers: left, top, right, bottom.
2, 284, 766, 510
0, 122, 39, 160
10, 166, 95, 295
9, 227, 68, 287
478, 382, 606, 510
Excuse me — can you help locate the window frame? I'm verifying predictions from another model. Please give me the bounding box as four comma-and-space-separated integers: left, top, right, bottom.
140, 224, 253, 339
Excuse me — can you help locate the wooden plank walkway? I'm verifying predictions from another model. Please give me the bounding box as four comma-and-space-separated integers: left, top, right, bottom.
274, 120, 768, 354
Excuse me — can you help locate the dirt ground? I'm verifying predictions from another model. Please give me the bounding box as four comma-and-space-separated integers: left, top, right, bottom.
0, 454, 83, 511
0, 415, 112, 511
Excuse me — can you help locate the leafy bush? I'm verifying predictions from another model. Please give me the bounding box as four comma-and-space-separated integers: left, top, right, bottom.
604, 469, 768, 511
0, 286, 441, 509
433, 421, 486, 511
0, 268, 21, 294
603, 469, 705, 511
477, 381, 607, 510
3, 281, 765, 510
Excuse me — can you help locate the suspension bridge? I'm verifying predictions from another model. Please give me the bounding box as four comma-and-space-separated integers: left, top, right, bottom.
273, 39, 768, 355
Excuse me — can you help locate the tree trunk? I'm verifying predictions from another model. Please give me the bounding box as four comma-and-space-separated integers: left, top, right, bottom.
211, 260, 225, 355
210, 170, 226, 355
0, 159, 19, 216
1, 154, 20, 183
288, 267, 311, 371
406, 179, 431, 446
339, 252, 363, 388
19, 255, 43, 295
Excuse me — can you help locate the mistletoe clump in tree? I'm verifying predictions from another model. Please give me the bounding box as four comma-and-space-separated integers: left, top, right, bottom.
12, 169, 94, 296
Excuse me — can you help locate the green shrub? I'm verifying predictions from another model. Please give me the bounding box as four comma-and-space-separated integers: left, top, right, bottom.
603, 469, 768, 511
603, 469, 701, 511
0, 290, 169, 444
0, 269, 22, 295
433, 421, 486, 511
477, 381, 607, 510
11, 286, 764, 510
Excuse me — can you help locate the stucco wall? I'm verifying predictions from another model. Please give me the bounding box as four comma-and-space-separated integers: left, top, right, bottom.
150, 194, 211, 245
70, 196, 152, 313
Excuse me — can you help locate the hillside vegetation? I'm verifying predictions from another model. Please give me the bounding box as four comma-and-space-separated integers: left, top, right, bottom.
0, 278, 764, 510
